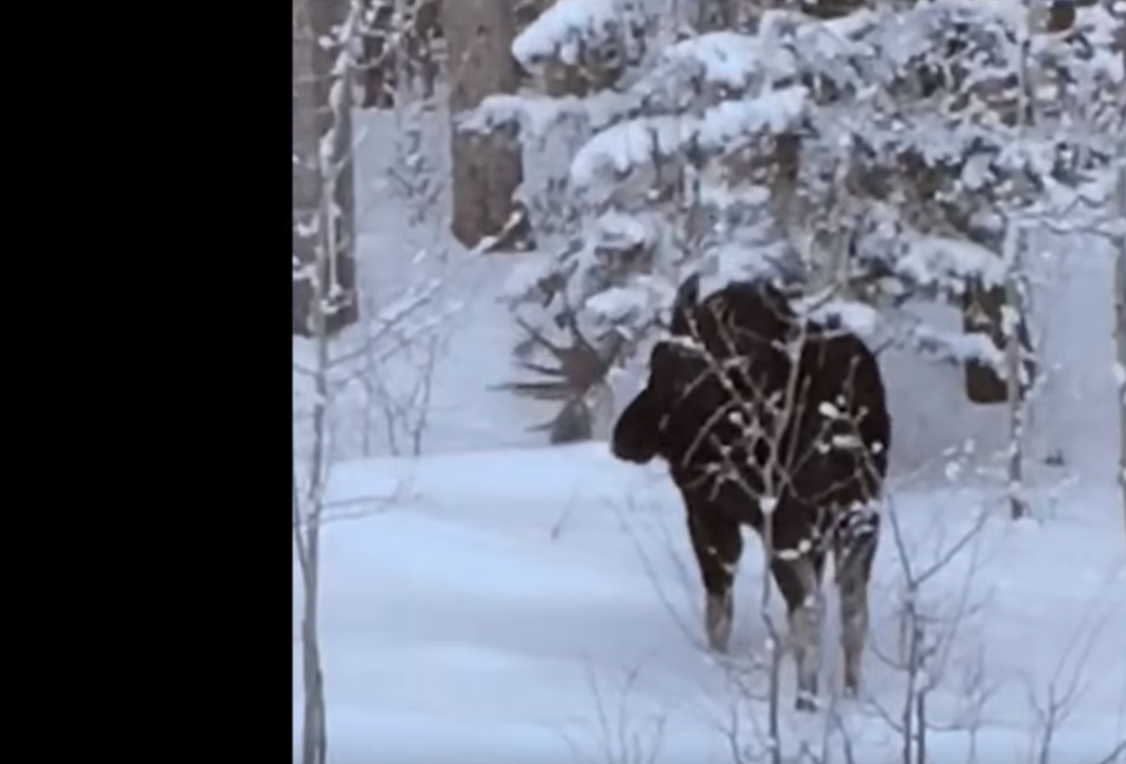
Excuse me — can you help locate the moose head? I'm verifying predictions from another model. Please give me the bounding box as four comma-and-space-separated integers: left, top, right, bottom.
610, 273, 797, 466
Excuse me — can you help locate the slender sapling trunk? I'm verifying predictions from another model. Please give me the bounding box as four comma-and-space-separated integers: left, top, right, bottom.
1113, 154, 1126, 536
1003, 219, 1030, 519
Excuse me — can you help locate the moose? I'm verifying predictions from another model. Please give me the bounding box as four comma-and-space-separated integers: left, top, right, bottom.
611, 273, 891, 711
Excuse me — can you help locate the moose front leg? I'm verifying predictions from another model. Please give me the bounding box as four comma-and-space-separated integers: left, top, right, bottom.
771, 554, 826, 712
687, 511, 744, 653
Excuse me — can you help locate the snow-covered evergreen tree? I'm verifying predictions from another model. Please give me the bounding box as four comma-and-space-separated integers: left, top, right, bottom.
461, 0, 1123, 443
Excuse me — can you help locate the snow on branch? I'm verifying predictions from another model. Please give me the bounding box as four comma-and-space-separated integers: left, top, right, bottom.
569, 86, 809, 189
696, 88, 809, 150
854, 119, 1017, 175
632, 30, 797, 100
797, 295, 883, 338
512, 0, 646, 71
457, 89, 640, 142
657, 31, 786, 88
896, 235, 1008, 293
760, 7, 879, 76
629, 14, 876, 111
908, 323, 1007, 375
568, 114, 688, 188
862, 0, 1022, 71
584, 282, 664, 327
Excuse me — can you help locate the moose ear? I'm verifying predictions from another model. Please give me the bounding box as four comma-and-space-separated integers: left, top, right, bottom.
673, 272, 701, 315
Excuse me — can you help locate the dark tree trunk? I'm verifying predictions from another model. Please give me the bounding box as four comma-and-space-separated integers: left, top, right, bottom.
698, 0, 740, 31
293, 0, 359, 337
443, 0, 531, 251
360, 1, 395, 109
962, 281, 1036, 404
360, 0, 442, 109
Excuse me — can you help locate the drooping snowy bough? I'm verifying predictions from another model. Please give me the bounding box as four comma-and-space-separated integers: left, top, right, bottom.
463, 0, 1123, 443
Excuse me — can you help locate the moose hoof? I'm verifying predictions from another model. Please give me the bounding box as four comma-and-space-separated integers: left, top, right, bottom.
705, 592, 733, 653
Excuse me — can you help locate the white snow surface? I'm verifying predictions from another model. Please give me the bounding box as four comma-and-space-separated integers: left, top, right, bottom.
294, 444, 1126, 764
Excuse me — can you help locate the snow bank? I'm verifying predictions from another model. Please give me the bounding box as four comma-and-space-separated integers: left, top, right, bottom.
295, 445, 1126, 764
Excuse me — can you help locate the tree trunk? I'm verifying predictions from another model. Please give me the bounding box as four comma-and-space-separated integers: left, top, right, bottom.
1113, 155, 1126, 537
1116, 247, 1125, 534
360, 0, 395, 109
801, 0, 867, 20
1003, 224, 1030, 519
293, 0, 359, 337
443, 0, 531, 251
698, 0, 740, 31
963, 285, 1008, 403
962, 280, 1036, 404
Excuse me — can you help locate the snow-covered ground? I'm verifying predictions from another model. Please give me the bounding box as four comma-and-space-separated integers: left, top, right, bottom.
292, 443, 1126, 764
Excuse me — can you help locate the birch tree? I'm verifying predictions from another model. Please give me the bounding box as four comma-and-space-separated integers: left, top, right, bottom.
292, 1, 367, 761
293, 0, 359, 337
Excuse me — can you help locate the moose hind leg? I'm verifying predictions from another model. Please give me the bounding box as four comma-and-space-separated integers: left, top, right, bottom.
836, 507, 880, 697
771, 555, 825, 712
687, 511, 743, 653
